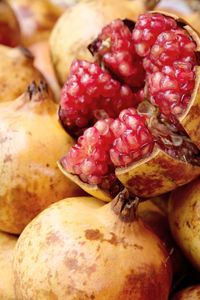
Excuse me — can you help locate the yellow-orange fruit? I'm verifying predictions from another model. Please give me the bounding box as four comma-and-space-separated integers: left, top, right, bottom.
0, 231, 17, 300
168, 177, 200, 271
13, 193, 172, 299
0, 45, 43, 102
0, 81, 83, 234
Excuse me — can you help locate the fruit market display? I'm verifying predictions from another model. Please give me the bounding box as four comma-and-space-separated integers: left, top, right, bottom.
0, 0, 200, 299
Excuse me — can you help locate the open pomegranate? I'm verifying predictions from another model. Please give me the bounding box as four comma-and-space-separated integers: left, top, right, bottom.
13, 190, 172, 299
58, 12, 200, 200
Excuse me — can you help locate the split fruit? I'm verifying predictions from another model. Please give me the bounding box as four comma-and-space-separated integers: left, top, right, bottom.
13, 192, 172, 300
58, 12, 200, 201
0, 81, 83, 234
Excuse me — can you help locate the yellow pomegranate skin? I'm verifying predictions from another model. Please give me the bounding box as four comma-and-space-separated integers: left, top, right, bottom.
13, 194, 172, 300
0, 45, 43, 103
0, 81, 83, 234
168, 177, 200, 271
0, 231, 17, 300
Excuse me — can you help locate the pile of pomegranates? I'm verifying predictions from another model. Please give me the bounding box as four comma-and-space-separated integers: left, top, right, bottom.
0, 0, 200, 299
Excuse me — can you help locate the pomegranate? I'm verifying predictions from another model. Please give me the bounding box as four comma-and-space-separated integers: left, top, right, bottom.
7, 0, 63, 47
13, 190, 172, 299
171, 284, 200, 300
29, 41, 61, 101
49, 0, 159, 85
0, 231, 17, 300
0, 0, 20, 47
0, 45, 43, 102
59, 12, 200, 200
138, 200, 189, 284
0, 81, 83, 234
168, 177, 200, 271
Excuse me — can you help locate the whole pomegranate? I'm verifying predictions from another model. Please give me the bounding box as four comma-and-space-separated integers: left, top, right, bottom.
171, 284, 200, 300
49, 0, 159, 85
168, 177, 200, 271
0, 44, 43, 102
13, 191, 172, 299
7, 0, 63, 47
58, 12, 200, 201
0, 231, 17, 300
0, 0, 20, 47
0, 81, 83, 234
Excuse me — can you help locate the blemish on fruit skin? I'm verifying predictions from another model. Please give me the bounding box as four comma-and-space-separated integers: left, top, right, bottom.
85, 229, 103, 241
3, 154, 12, 163
127, 175, 163, 195
45, 230, 62, 245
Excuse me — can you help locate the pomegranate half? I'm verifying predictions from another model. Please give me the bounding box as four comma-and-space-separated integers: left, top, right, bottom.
58, 12, 200, 201
13, 191, 172, 300
0, 81, 83, 234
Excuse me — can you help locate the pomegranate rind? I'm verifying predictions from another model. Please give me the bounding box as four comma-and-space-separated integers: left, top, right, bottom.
57, 161, 112, 202
115, 146, 200, 198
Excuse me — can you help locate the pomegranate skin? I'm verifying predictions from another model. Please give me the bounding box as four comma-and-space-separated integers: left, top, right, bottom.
0, 45, 43, 102
13, 195, 172, 300
0, 82, 83, 234
168, 177, 200, 271
0, 231, 17, 300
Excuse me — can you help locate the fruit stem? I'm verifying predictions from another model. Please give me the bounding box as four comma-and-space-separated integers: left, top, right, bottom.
112, 188, 144, 222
